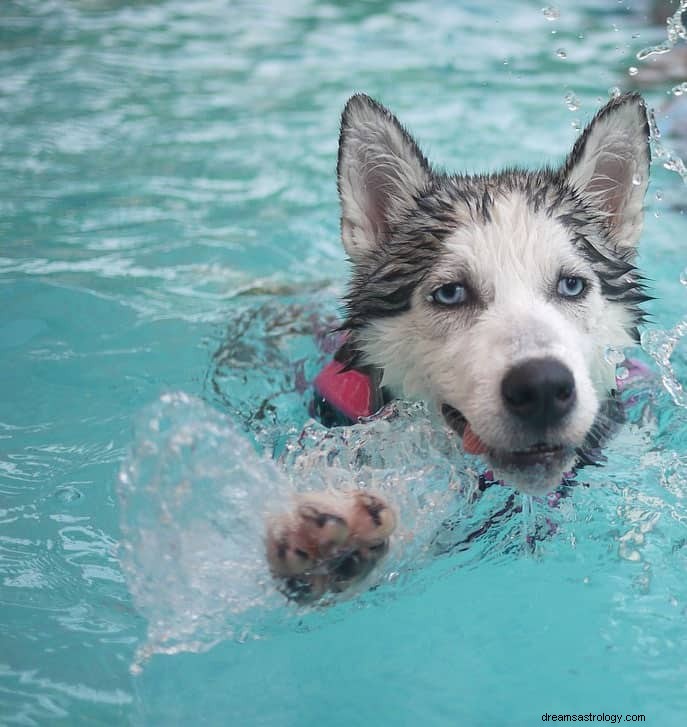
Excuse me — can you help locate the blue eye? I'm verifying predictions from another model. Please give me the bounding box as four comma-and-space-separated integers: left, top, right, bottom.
432, 283, 466, 306
557, 276, 586, 298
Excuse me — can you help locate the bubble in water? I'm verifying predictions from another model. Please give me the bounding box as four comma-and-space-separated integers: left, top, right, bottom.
555, 48, 567, 59
628, 66, 639, 76
608, 86, 621, 99
564, 91, 579, 111
632, 173, 642, 186
571, 119, 581, 130
542, 6, 560, 21
679, 268, 687, 286
656, 189, 663, 201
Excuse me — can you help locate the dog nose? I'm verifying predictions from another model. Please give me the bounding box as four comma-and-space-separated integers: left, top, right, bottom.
501, 357, 576, 427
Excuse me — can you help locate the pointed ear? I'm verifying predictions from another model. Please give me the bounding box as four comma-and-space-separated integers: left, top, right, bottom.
563, 92, 650, 254
337, 94, 432, 261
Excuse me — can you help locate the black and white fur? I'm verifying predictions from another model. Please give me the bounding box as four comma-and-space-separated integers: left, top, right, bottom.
337, 92, 651, 494
265, 93, 651, 600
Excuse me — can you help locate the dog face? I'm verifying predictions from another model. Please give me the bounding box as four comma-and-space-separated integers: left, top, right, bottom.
337, 94, 650, 493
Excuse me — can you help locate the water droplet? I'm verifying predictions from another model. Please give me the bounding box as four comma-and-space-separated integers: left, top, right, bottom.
656, 189, 663, 201
555, 48, 567, 59
654, 210, 661, 218
54, 486, 83, 503
632, 173, 642, 186
542, 6, 560, 21
616, 366, 629, 381
637, 41, 673, 61
608, 86, 621, 99
628, 66, 639, 76
564, 91, 579, 111
679, 268, 687, 286
571, 119, 580, 130
605, 346, 626, 366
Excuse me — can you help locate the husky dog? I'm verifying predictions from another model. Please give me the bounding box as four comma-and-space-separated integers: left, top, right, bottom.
266, 93, 651, 600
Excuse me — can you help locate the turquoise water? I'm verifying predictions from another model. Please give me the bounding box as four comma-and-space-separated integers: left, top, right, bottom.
2, 0, 687, 724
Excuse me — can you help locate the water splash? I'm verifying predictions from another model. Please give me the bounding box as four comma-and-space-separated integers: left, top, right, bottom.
117, 394, 482, 672
564, 91, 580, 111
648, 107, 687, 185
117, 392, 287, 672
636, 1, 687, 60
641, 321, 687, 408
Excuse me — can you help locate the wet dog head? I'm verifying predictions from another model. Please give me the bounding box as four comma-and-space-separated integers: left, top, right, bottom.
337, 93, 650, 493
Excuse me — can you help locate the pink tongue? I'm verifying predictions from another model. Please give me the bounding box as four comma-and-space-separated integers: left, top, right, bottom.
462, 422, 488, 455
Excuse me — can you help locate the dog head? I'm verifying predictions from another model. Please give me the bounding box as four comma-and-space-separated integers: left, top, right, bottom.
337, 93, 650, 493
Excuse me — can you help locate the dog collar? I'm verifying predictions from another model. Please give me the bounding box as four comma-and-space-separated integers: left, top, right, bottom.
313, 359, 377, 422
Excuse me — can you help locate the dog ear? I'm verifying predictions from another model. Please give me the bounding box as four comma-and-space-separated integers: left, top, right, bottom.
563, 92, 650, 254
337, 94, 432, 261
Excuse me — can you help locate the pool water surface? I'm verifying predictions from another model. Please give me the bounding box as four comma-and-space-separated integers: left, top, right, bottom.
2, 1, 687, 724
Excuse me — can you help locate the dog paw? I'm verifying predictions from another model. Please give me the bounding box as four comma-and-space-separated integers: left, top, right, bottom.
265, 491, 396, 603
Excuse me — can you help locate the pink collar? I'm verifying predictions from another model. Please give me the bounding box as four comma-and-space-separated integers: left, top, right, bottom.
313, 359, 377, 421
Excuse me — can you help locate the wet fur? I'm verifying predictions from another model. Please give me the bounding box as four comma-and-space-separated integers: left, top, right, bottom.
336, 92, 651, 493
265, 93, 651, 599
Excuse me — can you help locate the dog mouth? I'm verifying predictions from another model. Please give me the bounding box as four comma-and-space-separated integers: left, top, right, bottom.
441, 403, 572, 469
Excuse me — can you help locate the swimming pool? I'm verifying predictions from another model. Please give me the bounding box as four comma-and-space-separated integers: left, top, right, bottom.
2, 0, 687, 724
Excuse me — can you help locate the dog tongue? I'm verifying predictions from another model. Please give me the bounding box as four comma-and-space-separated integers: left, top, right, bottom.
462, 422, 488, 455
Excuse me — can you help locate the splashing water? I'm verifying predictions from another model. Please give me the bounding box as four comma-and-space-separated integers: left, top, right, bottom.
648, 106, 687, 185
116, 288, 687, 675
642, 321, 687, 408
564, 91, 580, 111
117, 392, 516, 671
636, 0, 687, 60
